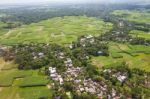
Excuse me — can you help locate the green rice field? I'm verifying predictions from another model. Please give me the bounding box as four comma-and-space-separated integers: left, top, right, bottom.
0, 16, 112, 45
112, 10, 150, 24
91, 42, 150, 72
0, 59, 52, 99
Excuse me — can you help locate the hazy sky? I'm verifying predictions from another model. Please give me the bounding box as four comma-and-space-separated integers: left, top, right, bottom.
0, 0, 149, 4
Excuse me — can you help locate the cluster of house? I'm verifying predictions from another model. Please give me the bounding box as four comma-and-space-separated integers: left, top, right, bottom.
111, 31, 129, 42
118, 21, 124, 27
64, 58, 73, 67
79, 35, 95, 47
49, 67, 64, 85
32, 52, 45, 59
48, 47, 120, 98
56, 52, 74, 67
49, 51, 121, 98
113, 73, 127, 83
103, 69, 128, 83
49, 52, 76, 85
64, 67, 83, 80
74, 78, 108, 97
57, 52, 65, 59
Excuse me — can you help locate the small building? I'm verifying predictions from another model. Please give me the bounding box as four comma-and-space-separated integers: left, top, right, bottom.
86, 35, 93, 39
117, 75, 127, 83
97, 51, 104, 56
50, 74, 57, 78
38, 52, 44, 58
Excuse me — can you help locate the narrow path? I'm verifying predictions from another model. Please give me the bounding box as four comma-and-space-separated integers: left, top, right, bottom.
15, 32, 22, 38
3, 30, 13, 38
3, 29, 16, 39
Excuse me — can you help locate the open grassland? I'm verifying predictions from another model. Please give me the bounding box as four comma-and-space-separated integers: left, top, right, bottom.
0, 59, 52, 99
0, 16, 112, 45
112, 10, 150, 24
129, 30, 150, 40
91, 42, 150, 72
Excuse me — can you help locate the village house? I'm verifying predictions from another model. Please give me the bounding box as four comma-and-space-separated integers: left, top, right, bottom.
73, 78, 108, 97
64, 67, 83, 80
49, 67, 64, 85
117, 75, 127, 83
111, 71, 127, 83
68, 44, 73, 49
57, 52, 65, 59
86, 35, 93, 39
103, 69, 111, 73
32, 52, 44, 59
64, 58, 73, 67
97, 51, 105, 56
112, 88, 116, 97
79, 35, 95, 46
38, 52, 44, 58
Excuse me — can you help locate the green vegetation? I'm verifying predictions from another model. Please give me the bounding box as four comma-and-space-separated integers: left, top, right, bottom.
0, 16, 112, 45
91, 56, 122, 67
127, 44, 150, 54
112, 10, 150, 24
0, 67, 52, 99
0, 69, 32, 86
0, 58, 51, 99
0, 6, 149, 98
91, 42, 150, 72
18, 76, 49, 87
0, 86, 52, 99
129, 30, 150, 40
19, 86, 52, 99
1, 61, 18, 70
0, 22, 8, 36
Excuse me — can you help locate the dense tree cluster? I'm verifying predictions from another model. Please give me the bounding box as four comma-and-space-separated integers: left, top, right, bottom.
0, 4, 147, 24
13, 37, 108, 72
14, 44, 67, 71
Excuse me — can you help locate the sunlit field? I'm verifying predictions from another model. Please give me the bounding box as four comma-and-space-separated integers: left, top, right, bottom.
112, 10, 150, 24
0, 16, 112, 45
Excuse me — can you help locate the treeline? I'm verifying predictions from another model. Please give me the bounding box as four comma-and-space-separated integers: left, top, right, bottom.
0, 4, 146, 24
